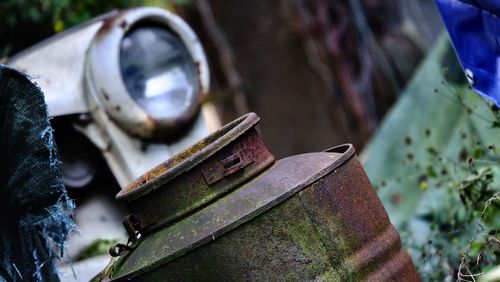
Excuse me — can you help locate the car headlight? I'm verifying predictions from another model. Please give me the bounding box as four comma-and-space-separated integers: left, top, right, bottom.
120, 25, 200, 121
86, 8, 209, 140
6, 7, 216, 186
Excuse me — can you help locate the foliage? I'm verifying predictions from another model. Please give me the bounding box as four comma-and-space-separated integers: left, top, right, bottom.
0, 0, 189, 58
362, 34, 500, 281
404, 131, 500, 281
75, 238, 120, 261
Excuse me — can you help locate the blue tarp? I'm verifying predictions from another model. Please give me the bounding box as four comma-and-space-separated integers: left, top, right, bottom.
436, 0, 500, 106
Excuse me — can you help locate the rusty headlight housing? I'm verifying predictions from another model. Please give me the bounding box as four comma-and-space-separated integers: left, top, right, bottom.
86, 8, 209, 140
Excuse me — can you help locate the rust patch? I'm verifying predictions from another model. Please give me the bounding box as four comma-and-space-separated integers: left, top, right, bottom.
96, 10, 126, 38
194, 61, 206, 96
146, 116, 156, 125
195, 61, 201, 77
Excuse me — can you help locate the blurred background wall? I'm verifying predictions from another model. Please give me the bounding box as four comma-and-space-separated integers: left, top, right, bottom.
0, 0, 443, 156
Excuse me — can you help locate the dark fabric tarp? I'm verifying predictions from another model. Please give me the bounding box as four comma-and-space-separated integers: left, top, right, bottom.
0, 65, 75, 281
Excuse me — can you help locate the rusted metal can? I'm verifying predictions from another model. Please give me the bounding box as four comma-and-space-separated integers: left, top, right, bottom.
94, 113, 420, 281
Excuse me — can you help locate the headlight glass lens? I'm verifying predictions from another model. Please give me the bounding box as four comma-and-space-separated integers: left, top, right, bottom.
120, 26, 200, 120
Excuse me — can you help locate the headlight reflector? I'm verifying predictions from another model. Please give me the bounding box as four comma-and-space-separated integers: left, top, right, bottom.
120, 26, 200, 120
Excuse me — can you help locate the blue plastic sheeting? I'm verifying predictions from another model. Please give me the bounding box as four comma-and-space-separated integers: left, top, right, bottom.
436, 0, 500, 106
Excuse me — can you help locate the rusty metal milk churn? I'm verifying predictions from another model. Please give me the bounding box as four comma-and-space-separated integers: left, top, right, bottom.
94, 113, 420, 281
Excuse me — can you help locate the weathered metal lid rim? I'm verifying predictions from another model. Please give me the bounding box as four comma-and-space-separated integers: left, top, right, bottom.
117, 112, 260, 201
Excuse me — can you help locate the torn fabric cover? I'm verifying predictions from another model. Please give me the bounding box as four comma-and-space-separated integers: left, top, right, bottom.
436, 0, 500, 106
0, 66, 76, 281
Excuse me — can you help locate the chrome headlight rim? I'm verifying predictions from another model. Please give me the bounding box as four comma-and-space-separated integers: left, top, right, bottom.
86, 7, 210, 139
